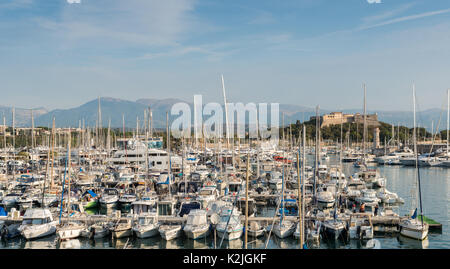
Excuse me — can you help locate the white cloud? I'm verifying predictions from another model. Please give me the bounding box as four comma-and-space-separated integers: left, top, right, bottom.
359, 8, 450, 31
36, 0, 199, 48
361, 3, 415, 25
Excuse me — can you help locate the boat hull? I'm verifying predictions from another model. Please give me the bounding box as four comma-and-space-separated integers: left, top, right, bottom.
133, 227, 159, 238
112, 229, 132, 238
184, 227, 210, 240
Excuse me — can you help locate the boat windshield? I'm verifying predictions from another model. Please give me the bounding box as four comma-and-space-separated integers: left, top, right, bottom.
220, 214, 239, 224
228, 184, 240, 193
138, 217, 151, 225
187, 215, 205, 225
199, 189, 213, 196
31, 219, 44, 225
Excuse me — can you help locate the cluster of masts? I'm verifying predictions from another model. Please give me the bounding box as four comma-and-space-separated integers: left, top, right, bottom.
0, 83, 433, 247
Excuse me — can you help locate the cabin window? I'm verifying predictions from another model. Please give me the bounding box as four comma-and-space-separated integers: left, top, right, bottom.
158, 204, 172, 216
138, 218, 148, 225
31, 219, 43, 225
199, 189, 213, 196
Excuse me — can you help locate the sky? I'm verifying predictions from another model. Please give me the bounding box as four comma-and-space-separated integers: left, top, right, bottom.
1, 0, 450, 112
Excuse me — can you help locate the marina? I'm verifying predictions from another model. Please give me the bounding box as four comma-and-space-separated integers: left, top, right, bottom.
0, 114, 448, 249
1, 1, 450, 254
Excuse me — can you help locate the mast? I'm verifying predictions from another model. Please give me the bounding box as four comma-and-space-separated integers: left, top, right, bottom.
167, 112, 172, 199
166, 112, 169, 151
67, 129, 72, 214
31, 109, 35, 148
413, 84, 424, 226
296, 144, 302, 248
313, 105, 319, 199
12, 107, 15, 179
221, 75, 230, 149
98, 97, 102, 149
3, 114, 6, 152
363, 83, 367, 161
244, 153, 249, 249
123, 114, 128, 165
301, 124, 306, 249
50, 117, 55, 189
43, 135, 51, 208
447, 89, 449, 156
149, 107, 153, 138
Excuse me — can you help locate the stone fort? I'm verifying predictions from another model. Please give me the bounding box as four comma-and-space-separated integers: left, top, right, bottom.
311, 112, 380, 128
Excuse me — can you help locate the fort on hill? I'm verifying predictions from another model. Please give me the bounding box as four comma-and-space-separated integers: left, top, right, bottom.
311, 112, 380, 128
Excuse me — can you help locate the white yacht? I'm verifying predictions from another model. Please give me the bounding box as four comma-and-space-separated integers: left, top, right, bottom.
216, 207, 244, 241
196, 186, 219, 208
267, 171, 283, 191
132, 212, 159, 238
111, 218, 133, 238
400, 217, 429, 240
99, 188, 119, 208
183, 209, 210, 240
106, 140, 182, 171
158, 224, 182, 241
316, 186, 335, 209
18, 208, 58, 240
348, 213, 373, 240
356, 189, 380, 204
272, 219, 295, 239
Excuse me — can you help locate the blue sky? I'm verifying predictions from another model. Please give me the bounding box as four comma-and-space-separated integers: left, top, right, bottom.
1, 0, 450, 112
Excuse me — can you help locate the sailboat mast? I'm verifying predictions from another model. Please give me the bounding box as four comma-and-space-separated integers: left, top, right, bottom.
413, 84, 424, 226
447, 89, 449, 156
301, 124, 306, 248
67, 129, 72, 213
31, 109, 35, 148
313, 106, 319, 199
363, 83, 367, 159
221, 75, 230, 149
296, 145, 302, 248
244, 153, 249, 249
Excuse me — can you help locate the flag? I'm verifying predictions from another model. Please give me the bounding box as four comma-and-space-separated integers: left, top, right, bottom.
411, 208, 417, 219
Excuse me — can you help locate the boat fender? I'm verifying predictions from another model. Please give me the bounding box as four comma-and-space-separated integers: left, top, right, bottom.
0, 226, 7, 240
89, 227, 95, 239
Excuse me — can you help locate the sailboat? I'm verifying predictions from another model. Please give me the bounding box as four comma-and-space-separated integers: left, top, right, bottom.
440, 89, 450, 167
272, 153, 295, 239
399, 84, 429, 241
57, 131, 85, 241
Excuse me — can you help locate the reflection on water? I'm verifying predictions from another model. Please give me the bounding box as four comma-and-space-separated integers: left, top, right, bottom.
397, 235, 429, 249
59, 239, 81, 249
22, 236, 57, 249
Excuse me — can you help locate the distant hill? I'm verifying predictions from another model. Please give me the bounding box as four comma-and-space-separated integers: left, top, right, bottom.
34, 97, 188, 129
0, 106, 48, 127
0, 98, 447, 130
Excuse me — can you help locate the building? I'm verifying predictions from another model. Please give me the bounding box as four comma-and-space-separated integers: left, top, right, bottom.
311, 112, 380, 128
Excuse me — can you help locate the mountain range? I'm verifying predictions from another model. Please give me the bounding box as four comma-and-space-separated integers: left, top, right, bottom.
0, 97, 447, 130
